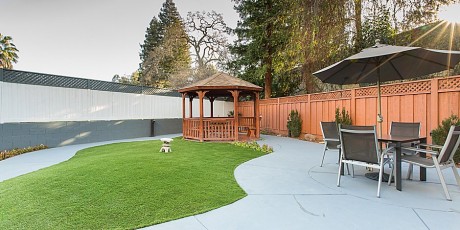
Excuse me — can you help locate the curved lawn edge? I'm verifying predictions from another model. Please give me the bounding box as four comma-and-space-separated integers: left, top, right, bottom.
0, 138, 267, 229
138, 154, 267, 229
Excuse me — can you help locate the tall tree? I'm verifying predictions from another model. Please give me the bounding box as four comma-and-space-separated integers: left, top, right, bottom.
140, 17, 162, 63
139, 0, 191, 88
351, 0, 457, 50
295, 0, 351, 93
0, 33, 19, 69
231, 0, 298, 98
186, 11, 230, 70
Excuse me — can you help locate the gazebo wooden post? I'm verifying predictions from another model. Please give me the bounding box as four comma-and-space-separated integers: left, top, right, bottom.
207, 96, 216, 118
254, 92, 260, 138
232, 90, 240, 141
188, 95, 194, 118
198, 91, 205, 142
182, 93, 186, 136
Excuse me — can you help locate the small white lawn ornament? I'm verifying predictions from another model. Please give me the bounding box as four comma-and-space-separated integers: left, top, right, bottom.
160, 138, 173, 153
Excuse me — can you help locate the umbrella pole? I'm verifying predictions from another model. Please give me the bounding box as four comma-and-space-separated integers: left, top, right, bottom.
377, 76, 383, 138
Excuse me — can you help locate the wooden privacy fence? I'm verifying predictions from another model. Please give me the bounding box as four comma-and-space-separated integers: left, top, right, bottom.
239, 75, 460, 141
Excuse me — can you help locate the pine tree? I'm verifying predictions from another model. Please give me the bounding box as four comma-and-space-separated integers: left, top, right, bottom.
230, 0, 299, 98
140, 17, 162, 63
139, 0, 191, 88
158, 0, 181, 28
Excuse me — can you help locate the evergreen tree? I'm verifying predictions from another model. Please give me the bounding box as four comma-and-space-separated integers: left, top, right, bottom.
140, 17, 162, 63
230, 0, 297, 98
158, 0, 182, 28
139, 0, 191, 88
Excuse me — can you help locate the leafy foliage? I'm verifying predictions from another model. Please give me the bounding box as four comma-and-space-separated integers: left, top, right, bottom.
1, 144, 48, 161
287, 110, 302, 137
112, 70, 140, 85
360, 6, 396, 49
230, 0, 302, 98
431, 114, 460, 163
335, 107, 352, 125
0, 33, 19, 69
228, 0, 458, 96
227, 110, 242, 117
232, 141, 274, 154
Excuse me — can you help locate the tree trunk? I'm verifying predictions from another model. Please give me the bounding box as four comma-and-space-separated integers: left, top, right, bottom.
264, 0, 273, 99
264, 57, 273, 98
354, 0, 362, 52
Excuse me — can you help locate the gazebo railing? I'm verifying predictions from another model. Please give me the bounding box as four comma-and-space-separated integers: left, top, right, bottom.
183, 117, 236, 141
183, 118, 201, 139
238, 117, 255, 132
203, 118, 235, 141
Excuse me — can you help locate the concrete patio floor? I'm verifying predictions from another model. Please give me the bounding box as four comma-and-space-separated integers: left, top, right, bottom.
147, 135, 459, 230
1, 135, 459, 229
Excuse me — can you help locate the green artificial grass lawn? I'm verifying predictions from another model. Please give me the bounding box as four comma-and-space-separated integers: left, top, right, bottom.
0, 138, 265, 229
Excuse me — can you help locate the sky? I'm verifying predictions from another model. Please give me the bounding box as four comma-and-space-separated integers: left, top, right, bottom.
0, 0, 459, 82
0, 0, 239, 81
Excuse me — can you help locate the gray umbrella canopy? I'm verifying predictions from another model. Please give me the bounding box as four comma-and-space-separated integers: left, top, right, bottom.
314, 43, 460, 85
313, 42, 460, 134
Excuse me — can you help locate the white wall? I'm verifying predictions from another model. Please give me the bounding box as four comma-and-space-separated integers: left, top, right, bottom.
0, 82, 233, 123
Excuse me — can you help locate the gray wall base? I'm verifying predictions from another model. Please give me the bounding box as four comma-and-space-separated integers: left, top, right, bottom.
0, 119, 182, 150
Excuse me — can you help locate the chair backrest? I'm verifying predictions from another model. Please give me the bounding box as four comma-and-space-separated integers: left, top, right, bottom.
339, 125, 379, 164
320, 122, 339, 140
390, 122, 420, 138
438, 126, 460, 164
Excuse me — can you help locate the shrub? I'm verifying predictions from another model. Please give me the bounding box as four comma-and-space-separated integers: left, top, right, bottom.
287, 110, 302, 138
232, 141, 273, 154
227, 110, 242, 117
431, 114, 460, 163
1, 144, 48, 161
335, 107, 352, 125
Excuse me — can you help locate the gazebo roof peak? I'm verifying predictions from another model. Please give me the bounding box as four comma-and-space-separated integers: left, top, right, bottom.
178, 72, 262, 92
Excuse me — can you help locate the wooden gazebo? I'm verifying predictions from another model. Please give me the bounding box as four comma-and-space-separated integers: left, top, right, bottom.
178, 73, 263, 142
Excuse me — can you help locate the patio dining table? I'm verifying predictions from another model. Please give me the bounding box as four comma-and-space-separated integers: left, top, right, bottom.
377, 135, 427, 191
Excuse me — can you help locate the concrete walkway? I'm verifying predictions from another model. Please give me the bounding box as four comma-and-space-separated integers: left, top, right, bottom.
146, 135, 459, 230
1, 135, 459, 229
0, 134, 178, 182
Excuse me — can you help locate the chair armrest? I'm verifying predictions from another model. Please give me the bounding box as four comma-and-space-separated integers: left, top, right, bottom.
418, 143, 443, 149
324, 138, 339, 142
401, 147, 439, 156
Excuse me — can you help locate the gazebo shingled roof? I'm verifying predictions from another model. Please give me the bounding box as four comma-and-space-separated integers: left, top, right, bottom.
178, 73, 262, 92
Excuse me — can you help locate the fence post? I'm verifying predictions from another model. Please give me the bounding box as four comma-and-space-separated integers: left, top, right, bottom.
277, 98, 281, 134
306, 94, 311, 135
430, 78, 439, 138
351, 88, 356, 124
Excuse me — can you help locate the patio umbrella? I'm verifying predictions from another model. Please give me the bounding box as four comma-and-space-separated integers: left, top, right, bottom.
313, 41, 460, 135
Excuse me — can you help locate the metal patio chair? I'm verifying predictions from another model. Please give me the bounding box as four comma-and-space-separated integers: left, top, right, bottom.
386, 122, 421, 185
320, 122, 341, 167
387, 122, 421, 154
337, 125, 392, 198
401, 125, 460, 201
